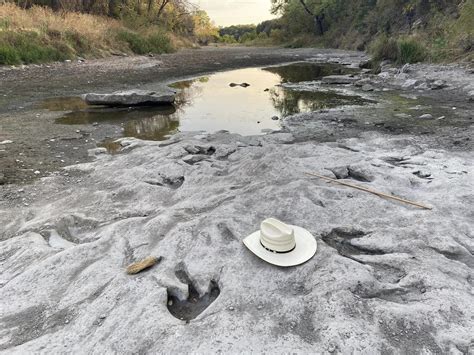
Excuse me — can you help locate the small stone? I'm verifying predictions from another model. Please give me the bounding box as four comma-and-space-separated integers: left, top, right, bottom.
361, 84, 374, 92
34, 170, 41, 175
257, 305, 264, 310
228, 306, 235, 311
429, 79, 447, 90
92, 122, 99, 126
271, 116, 279, 121
419, 114, 433, 119
0, 140, 13, 145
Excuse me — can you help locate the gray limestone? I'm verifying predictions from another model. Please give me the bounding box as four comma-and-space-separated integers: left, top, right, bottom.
83, 88, 176, 106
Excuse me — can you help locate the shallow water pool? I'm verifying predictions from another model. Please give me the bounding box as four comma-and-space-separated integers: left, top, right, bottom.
45, 62, 369, 140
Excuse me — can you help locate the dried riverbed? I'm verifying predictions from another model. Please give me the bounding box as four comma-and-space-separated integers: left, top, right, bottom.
0, 47, 473, 353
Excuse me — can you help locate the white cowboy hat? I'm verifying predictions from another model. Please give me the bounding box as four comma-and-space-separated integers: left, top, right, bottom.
243, 218, 317, 267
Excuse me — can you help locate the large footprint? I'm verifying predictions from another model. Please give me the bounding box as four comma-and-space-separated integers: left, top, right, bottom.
166, 263, 220, 322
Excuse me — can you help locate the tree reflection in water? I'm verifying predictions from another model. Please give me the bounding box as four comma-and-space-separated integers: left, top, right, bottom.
123, 115, 180, 141
268, 87, 371, 116
263, 62, 359, 83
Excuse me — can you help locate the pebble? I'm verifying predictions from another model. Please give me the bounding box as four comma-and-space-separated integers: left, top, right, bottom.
419, 114, 433, 119
0, 140, 13, 145
34, 170, 40, 175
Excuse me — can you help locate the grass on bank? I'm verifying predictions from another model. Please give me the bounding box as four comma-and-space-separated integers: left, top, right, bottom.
0, 3, 175, 65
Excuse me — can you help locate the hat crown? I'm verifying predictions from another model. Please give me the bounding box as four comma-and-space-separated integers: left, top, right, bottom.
260, 218, 296, 252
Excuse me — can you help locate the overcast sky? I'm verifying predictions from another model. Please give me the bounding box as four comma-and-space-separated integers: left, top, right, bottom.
191, 0, 276, 26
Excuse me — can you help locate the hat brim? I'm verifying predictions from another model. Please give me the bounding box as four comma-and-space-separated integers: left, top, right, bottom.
243, 225, 317, 267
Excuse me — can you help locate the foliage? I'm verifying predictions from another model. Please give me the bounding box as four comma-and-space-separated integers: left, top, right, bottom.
398, 37, 426, 63
192, 10, 219, 45
370, 34, 427, 64
0, 30, 71, 65
219, 25, 256, 42
370, 34, 399, 62
0, 1, 216, 65
116, 29, 172, 54
267, 0, 472, 62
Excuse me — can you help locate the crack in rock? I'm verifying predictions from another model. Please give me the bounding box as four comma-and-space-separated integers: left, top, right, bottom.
322, 227, 385, 260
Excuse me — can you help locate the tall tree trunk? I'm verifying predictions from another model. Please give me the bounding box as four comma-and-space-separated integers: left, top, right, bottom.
51, 0, 61, 11
298, 0, 325, 35
156, 0, 170, 19
108, 0, 117, 17
315, 14, 324, 35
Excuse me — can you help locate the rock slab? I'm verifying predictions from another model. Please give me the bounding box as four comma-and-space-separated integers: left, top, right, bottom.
322, 75, 359, 84
82, 88, 176, 106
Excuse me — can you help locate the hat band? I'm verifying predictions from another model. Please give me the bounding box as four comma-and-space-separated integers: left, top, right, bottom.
260, 241, 296, 254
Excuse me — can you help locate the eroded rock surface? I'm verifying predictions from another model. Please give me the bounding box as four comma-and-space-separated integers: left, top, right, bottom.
0, 117, 472, 353
83, 88, 176, 106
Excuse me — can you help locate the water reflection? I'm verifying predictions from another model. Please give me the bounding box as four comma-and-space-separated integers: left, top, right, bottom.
55, 105, 177, 125
49, 62, 370, 140
123, 115, 179, 140
263, 62, 359, 83
269, 87, 370, 116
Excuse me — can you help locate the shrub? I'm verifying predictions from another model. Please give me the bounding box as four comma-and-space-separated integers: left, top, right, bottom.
370, 34, 398, 62
146, 32, 173, 53
0, 44, 20, 65
398, 38, 427, 63
220, 34, 237, 44
269, 29, 285, 43
116, 30, 173, 54
116, 30, 149, 54
0, 30, 71, 64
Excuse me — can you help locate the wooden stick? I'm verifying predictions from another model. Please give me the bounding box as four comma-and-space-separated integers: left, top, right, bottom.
304, 172, 432, 210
